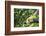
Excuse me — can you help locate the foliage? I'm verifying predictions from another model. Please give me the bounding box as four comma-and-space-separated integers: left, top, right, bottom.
14, 8, 39, 27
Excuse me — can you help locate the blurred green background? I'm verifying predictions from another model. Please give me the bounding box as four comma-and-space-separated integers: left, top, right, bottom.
14, 8, 39, 27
